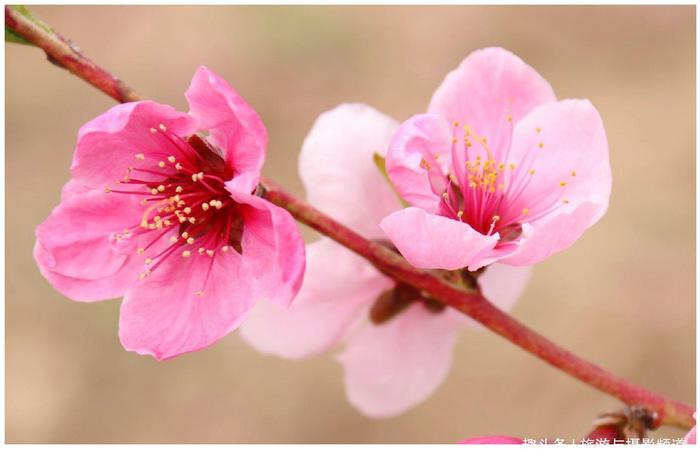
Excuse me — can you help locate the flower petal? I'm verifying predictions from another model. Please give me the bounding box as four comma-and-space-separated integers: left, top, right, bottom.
71, 101, 196, 189
385, 113, 453, 213
240, 238, 392, 359
34, 188, 147, 301
226, 189, 306, 308
428, 47, 556, 161
337, 304, 461, 418
299, 103, 401, 238
186, 66, 267, 193
118, 248, 251, 360
500, 100, 611, 265
380, 207, 499, 271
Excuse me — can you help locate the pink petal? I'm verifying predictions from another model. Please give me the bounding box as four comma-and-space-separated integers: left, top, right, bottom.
71, 101, 196, 190
240, 238, 392, 359
337, 304, 461, 418
500, 100, 611, 266
34, 188, 146, 301
299, 103, 401, 238
60, 178, 92, 201
428, 47, 555, 162
186, 66, 268, 193
685, 426, 697, 444
384, 113, 453, 213
118, 249, 251, 360
380, 207, 499, 271
460, 436, 523, 444
227, 189, 306, 308
33, 241, 138, 302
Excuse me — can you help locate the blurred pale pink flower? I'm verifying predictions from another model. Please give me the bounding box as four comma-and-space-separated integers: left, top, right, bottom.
381, 47, 612, 271
34, 66, 305, 360
460, 436, 523, 444
685, 414, 697, 444
241, 104, 531, 418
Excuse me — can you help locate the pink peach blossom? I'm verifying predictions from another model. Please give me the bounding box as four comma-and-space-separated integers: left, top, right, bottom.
241, 103, 531, 417
381, 47, 612, 271
34, 66, 305, 360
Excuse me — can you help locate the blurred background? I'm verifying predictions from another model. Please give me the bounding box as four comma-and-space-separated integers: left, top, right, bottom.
5, 5, 695, 443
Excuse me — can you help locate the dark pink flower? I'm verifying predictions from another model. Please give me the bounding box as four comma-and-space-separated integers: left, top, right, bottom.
382, 47, 612, 271
34, 67, 305, 360
241, 104, 531, 417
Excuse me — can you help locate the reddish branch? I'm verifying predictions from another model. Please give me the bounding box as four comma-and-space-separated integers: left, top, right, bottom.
6, 5, 694, 430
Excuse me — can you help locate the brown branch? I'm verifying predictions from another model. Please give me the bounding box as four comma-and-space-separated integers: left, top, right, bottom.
5, 6, 140, 103
7, 5, 694, 430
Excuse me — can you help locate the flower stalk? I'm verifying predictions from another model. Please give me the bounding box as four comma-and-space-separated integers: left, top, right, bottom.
6, 5, 694, 430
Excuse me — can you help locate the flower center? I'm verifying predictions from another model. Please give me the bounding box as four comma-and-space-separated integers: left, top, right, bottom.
424, 117, 577, 240
106, 124, 244, 294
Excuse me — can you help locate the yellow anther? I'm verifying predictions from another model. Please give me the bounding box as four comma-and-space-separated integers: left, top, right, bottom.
188, 217, 196, 224
202, 203, 210, 211
536, 127, 542, 133
170, 236, 178, 243
135, 153, 145, 160
498, 163, 505, 170
187, 237, 195, 245
104, 187, 112, 193
145, 258, 153, 265
469, 182, 477, 188
523, 208, 530, 215
457, 210, 464, 218
538, 142, 544, 149
529, 169, 536, 175
183, 207, 192, 214
562, 199, 570, 204
559, 181, 567, 187
151, 188, 158, 195
157, 185, 165, 192
442, 192, 449, 199
159, 124, 167, 131
222, 246, 230, 252
492, 215, 501, 222
571, 171, 577, 177
137, 248, 145, 254
206, 250, 214, 257
195, 291, 204, 297
191, 174, 199, 182
178, 216, 187, 223
168, 156, 176, 163
449, 174, 457, 183
149, 128, 157, 133
175, 186, 183, 193
509, 163, 516, 170
453, 121, 460, 127
158, 161, 166, 168
154, 215, 161, 222
181, 232, 189, 239
139, 269, 151, 279
197, 172, 204, 180
182, 250, 191, 258
506, 114, 513, 122
451, 137, 458, 144
198, 248, 206, 255
175, 163, 183, 170
163, 219, 171, 226
215, 201, 223, 210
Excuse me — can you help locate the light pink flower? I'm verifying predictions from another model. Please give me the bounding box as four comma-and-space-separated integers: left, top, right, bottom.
34, 66, 305, 360
241, 104, 531, 417
381, 47, 612, 271
685, 413, 697, 444
460, 436, 523, 444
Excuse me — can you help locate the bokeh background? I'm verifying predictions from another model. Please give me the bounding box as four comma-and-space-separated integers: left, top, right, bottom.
5, 5, 696, 443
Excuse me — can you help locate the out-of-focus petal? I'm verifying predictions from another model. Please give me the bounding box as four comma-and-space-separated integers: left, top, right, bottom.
299, 103, 401, 238
240, 238, 392, 359
337, 303, 462, 418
